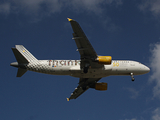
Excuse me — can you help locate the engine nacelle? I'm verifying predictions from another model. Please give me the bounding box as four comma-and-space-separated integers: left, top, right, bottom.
95, 83, 108, 91
96, 56, 112, 65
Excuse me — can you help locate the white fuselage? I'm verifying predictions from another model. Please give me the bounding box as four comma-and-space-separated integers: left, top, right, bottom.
25, 60, 150, 78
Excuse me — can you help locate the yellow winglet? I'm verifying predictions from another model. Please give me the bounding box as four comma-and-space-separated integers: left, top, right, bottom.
67, 98, 70, 101
67, 18, 73, 21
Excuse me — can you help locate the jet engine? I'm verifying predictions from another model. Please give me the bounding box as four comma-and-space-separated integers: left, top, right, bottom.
96, 56, 112, 65
95, 83, 108, 91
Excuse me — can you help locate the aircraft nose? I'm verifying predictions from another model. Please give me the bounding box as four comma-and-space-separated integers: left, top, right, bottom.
146, 66, 150, 73
143, 65, 150, 73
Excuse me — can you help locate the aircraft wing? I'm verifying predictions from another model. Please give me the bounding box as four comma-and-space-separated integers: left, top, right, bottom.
68, 18, 103, 69
67, 78, 101, 101
68, 18, 97, 60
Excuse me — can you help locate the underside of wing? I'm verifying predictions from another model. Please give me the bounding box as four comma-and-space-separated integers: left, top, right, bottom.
68, 18, 97, 60
68, 18, 105, 71
67, 78, 102, 101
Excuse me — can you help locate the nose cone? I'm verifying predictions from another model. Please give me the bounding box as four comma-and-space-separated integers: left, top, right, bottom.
146, 66, 150, 73
143, 65, 150, 74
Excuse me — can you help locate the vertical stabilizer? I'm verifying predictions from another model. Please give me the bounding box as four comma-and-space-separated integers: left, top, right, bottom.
11, 45, 38, 77
12, 48, 29, 63
15, 45, 38, 63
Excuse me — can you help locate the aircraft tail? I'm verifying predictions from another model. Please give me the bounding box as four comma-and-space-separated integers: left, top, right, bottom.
17, 68, 27, 77
11, 45, 38, 77
12, 45, 38, 63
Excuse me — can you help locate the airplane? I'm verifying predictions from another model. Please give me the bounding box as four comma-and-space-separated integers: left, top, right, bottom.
10, 18, 150, 101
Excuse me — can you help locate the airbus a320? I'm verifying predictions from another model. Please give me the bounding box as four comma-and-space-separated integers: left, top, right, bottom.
10, 18, 150, 101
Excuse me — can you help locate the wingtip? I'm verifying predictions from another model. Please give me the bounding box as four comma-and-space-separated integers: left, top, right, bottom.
66, 98, 70, 101
67, 18, 73, 22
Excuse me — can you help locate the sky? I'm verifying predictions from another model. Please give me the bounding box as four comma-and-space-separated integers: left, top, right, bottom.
0, 0, 160, 120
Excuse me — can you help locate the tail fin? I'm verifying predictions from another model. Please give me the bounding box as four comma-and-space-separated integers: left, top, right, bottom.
12, 45, 38, 63
11, 45, 38, 77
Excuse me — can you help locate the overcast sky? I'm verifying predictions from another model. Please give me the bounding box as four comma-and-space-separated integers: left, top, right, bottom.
0, 0, 160, 120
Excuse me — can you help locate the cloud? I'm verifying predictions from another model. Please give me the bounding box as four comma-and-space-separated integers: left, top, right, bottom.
139, 0, 160, 18
12, 0, 63, 15
68, 0, 123, 14
0, 0, 123, 16
125, 118, 137, 120
0, 3, 10, 14
149, 43, 160, 99
125, 88, 139, 99
151, 107, 160, 120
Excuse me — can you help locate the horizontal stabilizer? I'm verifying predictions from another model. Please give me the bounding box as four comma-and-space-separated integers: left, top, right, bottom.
17, 68, 27, 77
